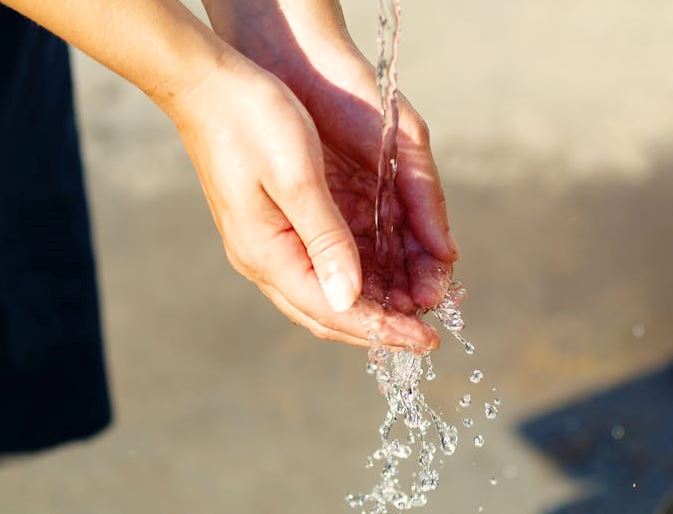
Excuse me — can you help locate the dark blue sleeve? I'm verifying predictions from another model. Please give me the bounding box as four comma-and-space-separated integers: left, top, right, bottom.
0, 6, 112, 452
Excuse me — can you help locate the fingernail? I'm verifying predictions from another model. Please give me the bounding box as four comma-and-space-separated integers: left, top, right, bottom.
321, 271, 357, 313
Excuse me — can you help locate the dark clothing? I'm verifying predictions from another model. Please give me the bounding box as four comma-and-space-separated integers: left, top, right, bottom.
0, 6, 111, 452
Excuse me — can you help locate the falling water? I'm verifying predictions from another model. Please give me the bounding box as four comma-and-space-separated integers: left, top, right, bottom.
373, 0, 401, 274
345, 1, 497, 513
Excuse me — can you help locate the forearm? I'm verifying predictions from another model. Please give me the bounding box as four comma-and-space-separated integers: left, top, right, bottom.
202, 0, 350, 50
2, 0, 234, 113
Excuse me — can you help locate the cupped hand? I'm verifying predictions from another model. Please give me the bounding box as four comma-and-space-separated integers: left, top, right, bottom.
205, 1, 459, 311
165, 54, 439, 350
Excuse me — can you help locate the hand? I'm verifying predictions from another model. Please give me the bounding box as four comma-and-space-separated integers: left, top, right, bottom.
165, 55, 440, 350
204, 2, 459, 311
6, 0, 441, 350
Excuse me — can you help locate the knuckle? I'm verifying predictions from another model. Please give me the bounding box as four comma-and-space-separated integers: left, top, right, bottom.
229, 255, 254, 279
308, 323, 331, 340
409, 117, 431, 146
283, 168, 320, 195
306, 227, 351, 262
224, 242, 265, 282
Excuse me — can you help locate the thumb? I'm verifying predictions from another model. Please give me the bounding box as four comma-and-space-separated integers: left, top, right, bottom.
267, 169, 362, 313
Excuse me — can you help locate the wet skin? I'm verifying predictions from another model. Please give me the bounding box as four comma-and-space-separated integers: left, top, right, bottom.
202, 0, 459, 350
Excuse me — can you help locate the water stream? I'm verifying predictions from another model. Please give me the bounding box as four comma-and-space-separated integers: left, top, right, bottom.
345, 2, 497, 512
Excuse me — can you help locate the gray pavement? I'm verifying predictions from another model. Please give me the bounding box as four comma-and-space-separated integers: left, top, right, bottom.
1, 2, 673, 513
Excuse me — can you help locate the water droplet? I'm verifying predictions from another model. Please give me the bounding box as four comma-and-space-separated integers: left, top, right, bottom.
474, 435, 485, 448
485, 402, 498, 420
470, 369, 484, 384
365, 457, 374, 469
368, 345, 390, 364
372, 448, 388, 460
478, 506, 484, 512
409, 494, 428, 507
632, 482, 637, 489
463, 417, 474, 428
345, 493, 366, 508
419, 469, 439, 491
632, 323, 646, 339
391, 442, 412, 459
446, 281, 468, 305
391, 492, 409, 510
419, 446, 434, 467
611, 425, 625, 440
464, 341, 476, 355
434, 306, 465, 332
489, 476, 498, 486
425, 355, 436, 381
366, 362, 378, 375
459, 394, 472, 408
493, 398, 501, 406
439, 425, 458, 456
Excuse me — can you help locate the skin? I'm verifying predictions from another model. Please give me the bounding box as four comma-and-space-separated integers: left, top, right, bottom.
2, 0, 458, 351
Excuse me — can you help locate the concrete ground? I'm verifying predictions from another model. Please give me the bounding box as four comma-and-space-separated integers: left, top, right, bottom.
1, 1, 673, 513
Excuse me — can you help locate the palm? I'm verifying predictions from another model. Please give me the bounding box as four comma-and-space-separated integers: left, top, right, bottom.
321, 139, 420, 313
207, 5, 458, 347
300, 61, 454, 313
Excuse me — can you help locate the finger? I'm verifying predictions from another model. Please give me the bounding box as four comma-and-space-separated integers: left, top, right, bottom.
259, 284, 372, 348
386, 225, 416, 314
396, 100, 459, 263
264, 282, 438, 356
234, 170, 440, 349
259, 225, 440, 351
404, 228, 452, 309
262, 144, 362, 313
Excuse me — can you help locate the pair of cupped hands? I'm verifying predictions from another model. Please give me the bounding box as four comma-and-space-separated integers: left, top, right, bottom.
165, 1, 458, 351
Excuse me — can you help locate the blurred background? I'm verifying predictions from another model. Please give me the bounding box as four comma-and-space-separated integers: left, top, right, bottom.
2, 1, 673, 513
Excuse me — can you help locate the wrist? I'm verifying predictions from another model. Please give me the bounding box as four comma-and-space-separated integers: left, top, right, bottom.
145, 30, 239, 118
158, 47, 294, 140
204, 0, 354, 57
203, 0, 363, 100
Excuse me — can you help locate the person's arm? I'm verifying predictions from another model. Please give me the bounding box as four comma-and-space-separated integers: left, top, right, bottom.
1, 0, 439, 350
3, 0, 229, 113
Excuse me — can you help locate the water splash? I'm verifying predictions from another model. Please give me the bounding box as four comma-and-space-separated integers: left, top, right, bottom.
348, 280, 476, 512
459, 393, 472, 408
346, 1, 498, 511
347, 342, 458, 511
469, 369, 484, 384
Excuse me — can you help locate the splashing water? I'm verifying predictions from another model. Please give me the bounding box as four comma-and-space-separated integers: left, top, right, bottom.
470, 369, 484, 384
345, 1, 497, 512
484, 403, 498, 420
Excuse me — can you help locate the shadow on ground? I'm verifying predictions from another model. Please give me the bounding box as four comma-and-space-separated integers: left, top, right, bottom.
520, 363, 673, 514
